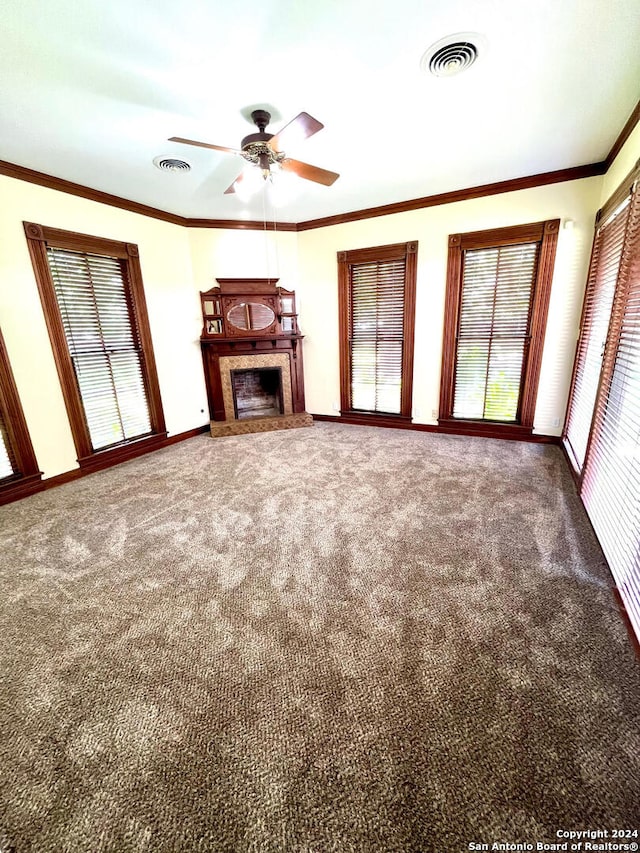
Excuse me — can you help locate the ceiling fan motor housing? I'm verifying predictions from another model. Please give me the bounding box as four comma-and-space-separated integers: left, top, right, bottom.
240, 110, 285, 170
241, 132, 274, 148
241, 109, 274, 150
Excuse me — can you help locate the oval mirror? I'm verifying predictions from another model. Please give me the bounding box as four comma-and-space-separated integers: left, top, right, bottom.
227, 302, 275, 331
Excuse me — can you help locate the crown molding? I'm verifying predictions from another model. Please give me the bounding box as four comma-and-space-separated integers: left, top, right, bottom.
0, 159, 187, 225
4, 98, 640, 234
0, 157, 607, 233
295, 163, 606, 231
184, 217, 297, 232
604, 97, 640, 171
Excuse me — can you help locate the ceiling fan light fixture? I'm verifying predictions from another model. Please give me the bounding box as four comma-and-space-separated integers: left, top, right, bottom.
420, 32, 486, 77
234, 166, 265, 202
267, 169, 300, 208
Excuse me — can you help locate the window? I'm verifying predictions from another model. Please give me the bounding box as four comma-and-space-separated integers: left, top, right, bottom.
0, 327, 41, 504
0, 418, 12, 479
24, 223, 166, 471
563, 190, 631, 472
338, 242, 417, 421
439, 220, 560, 437
564, 163, 640, 643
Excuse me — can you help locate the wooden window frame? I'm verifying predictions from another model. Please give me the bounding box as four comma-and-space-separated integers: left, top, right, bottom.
24, 222, 167, 473
563, 159, 640, 478
576, 162, 640, 644
438, 220, 560, 439
337, 241, 417, 426
0, 328, 42, 504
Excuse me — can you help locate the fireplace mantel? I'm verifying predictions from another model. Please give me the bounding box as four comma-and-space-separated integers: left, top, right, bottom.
200, 279, 312, 436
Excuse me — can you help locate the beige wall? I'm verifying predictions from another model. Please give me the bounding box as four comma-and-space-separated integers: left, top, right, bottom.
296, 177, 603, 435
187, 227, 299, 293
2, 137, 636, 481
601, 121, 640, 206
0, 176, 207, 478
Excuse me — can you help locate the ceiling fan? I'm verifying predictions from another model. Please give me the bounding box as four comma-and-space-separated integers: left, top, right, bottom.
169, 109, 339, 195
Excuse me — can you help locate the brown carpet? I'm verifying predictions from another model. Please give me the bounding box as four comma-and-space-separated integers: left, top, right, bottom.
0, 423, 638, 852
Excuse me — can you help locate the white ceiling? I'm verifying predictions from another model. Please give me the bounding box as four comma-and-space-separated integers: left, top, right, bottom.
1, 0, 639, 224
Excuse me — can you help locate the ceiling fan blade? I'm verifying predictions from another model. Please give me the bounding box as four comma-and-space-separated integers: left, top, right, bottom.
280, 158, 339, 186
269, 112, 324, 152
223, 168, 246, 194
169, 136, 242, 155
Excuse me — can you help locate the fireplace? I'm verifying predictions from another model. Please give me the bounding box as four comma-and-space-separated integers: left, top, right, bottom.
199, 278, 313, 437
231, 367, 284, 419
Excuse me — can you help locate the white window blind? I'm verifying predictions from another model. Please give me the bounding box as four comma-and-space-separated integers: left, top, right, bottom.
0, 414, 16, 480
47, 248, 152, 452
581, 184, 640, 641
453, 242, 538, 422
350, 258, 406, 414
564, 198, 630, 471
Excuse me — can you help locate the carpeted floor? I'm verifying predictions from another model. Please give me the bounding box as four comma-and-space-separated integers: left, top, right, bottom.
0, 422, 638, 853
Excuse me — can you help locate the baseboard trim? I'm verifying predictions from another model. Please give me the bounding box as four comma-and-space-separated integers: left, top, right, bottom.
1, 425, 210, 504
311, 413, 561, 444
0, 471, 45, 506
160, 424, 210, 446
558, 437, 582, 489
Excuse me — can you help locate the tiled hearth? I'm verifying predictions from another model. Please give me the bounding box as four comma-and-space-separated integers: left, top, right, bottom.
209, 412, 313, 437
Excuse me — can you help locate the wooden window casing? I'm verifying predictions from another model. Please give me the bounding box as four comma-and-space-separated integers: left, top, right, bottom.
439, 220, 560, 438
338, 242, 417, 424
24, 223, 166, 472
0, 327, 42, 504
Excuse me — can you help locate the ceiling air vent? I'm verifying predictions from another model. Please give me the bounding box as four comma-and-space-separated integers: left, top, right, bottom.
153, 155, 192, 173
421, 33, 486, 77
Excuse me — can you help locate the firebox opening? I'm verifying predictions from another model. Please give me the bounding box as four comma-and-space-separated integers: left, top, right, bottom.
231, 367, 284, 420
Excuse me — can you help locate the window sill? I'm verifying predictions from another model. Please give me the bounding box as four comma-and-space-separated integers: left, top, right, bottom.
78, 431, 169, 473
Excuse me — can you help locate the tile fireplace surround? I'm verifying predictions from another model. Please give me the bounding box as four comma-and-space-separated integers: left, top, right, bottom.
199, 278, 313, 438
211, 352, 312, 437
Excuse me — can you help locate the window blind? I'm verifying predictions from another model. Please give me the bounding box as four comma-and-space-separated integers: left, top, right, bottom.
581, 184, 640, 640
349, 258, 406, 414
452, 242, 539, 422
564, 198, 630, 471
0, 413, 17, 480
46, 248, 152, 452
